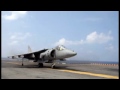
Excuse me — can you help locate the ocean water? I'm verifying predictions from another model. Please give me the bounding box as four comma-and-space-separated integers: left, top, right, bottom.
2, 58, 118, 64
61, 60, 118, 64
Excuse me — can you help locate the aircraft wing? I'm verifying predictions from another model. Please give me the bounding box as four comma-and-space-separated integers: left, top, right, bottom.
8, 49, 48, 60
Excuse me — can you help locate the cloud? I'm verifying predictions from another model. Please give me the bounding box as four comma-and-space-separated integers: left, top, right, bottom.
9, 40, 19, 45
9, 32, 31, 45
10, 32, 31, 40
86, 31, 113, 44
54, 38, 84, 46
105, 44, 114, 50
54, 31, 113, 46
2, 11, 27, 20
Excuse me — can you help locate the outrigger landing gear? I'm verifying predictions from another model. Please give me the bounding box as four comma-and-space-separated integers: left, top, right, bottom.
38, 63, 43, 68
22, 58, 24, 66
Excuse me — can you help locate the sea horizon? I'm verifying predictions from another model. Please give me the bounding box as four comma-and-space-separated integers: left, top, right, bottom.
1, 57, 118, 64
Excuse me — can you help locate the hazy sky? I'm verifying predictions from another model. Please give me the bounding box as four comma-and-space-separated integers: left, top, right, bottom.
2, 11, 118, 62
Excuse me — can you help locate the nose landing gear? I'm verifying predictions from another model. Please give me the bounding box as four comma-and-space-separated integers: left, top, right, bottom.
51, 63, 56, 69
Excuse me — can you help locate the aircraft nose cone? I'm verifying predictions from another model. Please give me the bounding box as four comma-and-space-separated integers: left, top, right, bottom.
72, 52, 77, 56
74, 52, 77, 55
67, 50, 77, 57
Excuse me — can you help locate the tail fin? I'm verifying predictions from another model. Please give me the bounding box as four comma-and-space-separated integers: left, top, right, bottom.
28, 45, 32, 53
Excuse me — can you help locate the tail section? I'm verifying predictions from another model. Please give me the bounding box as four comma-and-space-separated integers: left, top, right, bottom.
28, 45, 32, 53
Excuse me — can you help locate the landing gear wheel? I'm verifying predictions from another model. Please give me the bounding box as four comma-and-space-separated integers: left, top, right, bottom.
51, 65, 56, 69
38, 63, 43, 68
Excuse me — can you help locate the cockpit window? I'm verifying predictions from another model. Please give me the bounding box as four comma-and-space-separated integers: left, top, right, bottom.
56, 45, 66, 51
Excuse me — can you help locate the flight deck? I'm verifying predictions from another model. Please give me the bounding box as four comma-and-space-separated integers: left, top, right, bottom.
2, 59, 119, 79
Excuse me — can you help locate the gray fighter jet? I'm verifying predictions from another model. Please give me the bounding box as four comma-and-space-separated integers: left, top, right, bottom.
8, 45, 77, 68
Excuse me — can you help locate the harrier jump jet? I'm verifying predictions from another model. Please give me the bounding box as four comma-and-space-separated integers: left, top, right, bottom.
8, 45, 77, 68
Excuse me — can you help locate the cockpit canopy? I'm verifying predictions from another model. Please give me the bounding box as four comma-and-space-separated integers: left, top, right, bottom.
56, 45, 66, 51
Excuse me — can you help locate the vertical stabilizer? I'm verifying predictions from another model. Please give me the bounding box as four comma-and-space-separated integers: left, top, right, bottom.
28, 45, 32, 53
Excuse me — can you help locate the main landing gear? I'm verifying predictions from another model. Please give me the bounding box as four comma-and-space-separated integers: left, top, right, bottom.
38, 63, 43, 67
